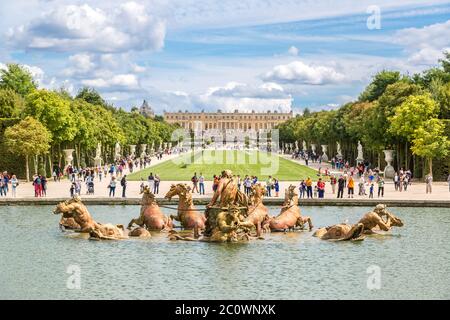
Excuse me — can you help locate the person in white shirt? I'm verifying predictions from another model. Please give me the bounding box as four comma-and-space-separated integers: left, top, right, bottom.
199, 173, 205, 195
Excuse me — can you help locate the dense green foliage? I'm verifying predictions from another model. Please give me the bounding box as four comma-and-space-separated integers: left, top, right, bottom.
278, 52, 450, 179
0, 70, 178, 177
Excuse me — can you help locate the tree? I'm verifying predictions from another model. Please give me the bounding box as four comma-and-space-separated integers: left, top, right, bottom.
24, 89, 77, 145
359, 70, 401, 102
3, 117, 52, 181
0, 64, 37, 97
76, 87, 109, 108
0, 88, 25, 118
410, 118, 450, 176
438, 50, 450, 74
389, 93, 439, 141
429, 79, 450, 119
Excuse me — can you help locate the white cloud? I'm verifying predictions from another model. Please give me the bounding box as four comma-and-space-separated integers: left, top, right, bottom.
288, 46, 299, 56
407, 47, 450, 66
7, 2, 166, 54
394, 19, 450, 66
81, 74, 139, 90
263, 60, 346, 85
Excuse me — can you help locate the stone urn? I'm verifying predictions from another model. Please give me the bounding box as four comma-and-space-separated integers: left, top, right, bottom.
63, 149, 75, 166
140, 144, 147, 159
321, 144, 328, 162
383, 150, 395, 178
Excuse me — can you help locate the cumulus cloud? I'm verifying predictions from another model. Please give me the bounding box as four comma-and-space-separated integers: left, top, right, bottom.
263, 61, 345, 85
7, 2, 166, 54
81, 74, 139, 91
394, 19, 450, 65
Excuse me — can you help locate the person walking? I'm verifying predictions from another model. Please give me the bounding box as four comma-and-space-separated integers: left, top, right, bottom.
274, 178, 280, 197
237, 175, 241, 191
121, 175, 127, 198
41, 176, 47, 197
265, 176, 273, 197
394, 173, 399, 191
305, 177, 313, 199
330, 175, 337, 194
213, 175, 220, 193
447, 174, 450, 192
10, 175, 18, 198
244, 176, 252, 196
199, 173, 205, 195
299, 180, 306, 198
148, 173, 155, 192
337, 175, 345, 198
33, 174, 41, 197
377, 177, 385, 197
191, 172, 199, 193
347, 176, 354, 198
425, 173, 433, 194
0, 174, 4, 197
369, 183, 374, 198
108, 176, 117, 197
154, 174, 160, 194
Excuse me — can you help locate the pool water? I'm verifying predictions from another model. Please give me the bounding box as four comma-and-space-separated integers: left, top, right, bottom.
0, 205, 449, 299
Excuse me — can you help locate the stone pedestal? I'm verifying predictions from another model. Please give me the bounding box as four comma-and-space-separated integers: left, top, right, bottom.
321, 144, 328, 162
383, 150, 395, 178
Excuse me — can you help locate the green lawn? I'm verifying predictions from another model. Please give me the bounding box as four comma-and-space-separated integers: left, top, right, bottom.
127, 150, 318, 181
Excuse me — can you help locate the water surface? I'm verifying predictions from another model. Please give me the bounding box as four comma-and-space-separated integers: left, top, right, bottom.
0, 205, 449, 299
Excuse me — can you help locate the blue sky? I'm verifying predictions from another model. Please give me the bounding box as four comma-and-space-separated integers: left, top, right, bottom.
0, 0, 449, 114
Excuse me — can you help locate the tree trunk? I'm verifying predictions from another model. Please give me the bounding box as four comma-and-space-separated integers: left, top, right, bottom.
378, 151, 381, 169
405, 141, 408, 170
429, 158, 433, 177
25, 155, 30, 182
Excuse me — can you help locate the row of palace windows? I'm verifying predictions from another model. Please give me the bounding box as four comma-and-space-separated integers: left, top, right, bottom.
179, 122, 277, 130
166, 115, 289, 120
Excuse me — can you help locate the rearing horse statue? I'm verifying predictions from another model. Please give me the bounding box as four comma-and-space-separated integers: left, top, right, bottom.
262, 185, 313, 232
165, 183, 206, 237
245, 183, 270, 237
127, 186, 173, 231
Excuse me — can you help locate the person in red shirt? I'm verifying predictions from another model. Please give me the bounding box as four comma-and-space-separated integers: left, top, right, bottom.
317, 178, 325, 198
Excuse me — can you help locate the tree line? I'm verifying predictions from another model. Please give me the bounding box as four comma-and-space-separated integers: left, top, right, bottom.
0, 64, 179, 181
277, 52, 450, 180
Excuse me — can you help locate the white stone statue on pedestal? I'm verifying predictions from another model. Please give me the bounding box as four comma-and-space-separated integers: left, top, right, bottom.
303, 140, 307, 151
94, 143, 102, 166
321, 144, 328, 161
295, 141, 299, 152
114, 142, 121, 160
356, 140, 364, 163
336, 142, 342, 159
311, 144, 316, 153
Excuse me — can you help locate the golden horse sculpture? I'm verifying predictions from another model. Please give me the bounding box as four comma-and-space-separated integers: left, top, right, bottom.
164, 183, 206, 238
53, 196, 127, 240
168, 170, 254, 242
262, 185, 313, 232
127, 186, 173, 232
245, 183, 270, 237
313, 204, 404, 241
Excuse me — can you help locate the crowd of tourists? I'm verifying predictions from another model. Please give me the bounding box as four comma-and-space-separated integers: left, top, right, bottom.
187, 172, 281, 198
0, 171, 19, 198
